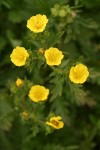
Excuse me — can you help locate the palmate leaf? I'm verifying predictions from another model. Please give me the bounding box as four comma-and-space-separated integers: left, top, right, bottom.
51, 97, 70, 125
31, 41, 42, 48
0, 89, 13, 131
89, 68, 100, 85
66, 80, 87, 105
50, 75, 64, 102
49, 73, 70, 123
45, 31, 64, 48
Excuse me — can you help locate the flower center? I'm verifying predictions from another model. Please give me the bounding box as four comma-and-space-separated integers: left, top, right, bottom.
48, 53, 59, 63
51, 120, 59, 126
34, 90, 44, 100
73, 68, 85, 79
36, 21, 43, 29
15, 53, 25, 62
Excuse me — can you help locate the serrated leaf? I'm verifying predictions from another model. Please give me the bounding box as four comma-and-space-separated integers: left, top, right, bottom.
89, 68, 100, 85
51, 98, 70, 125
50, 76, 64, 101
32, 41, 42, 48
46, 31, 64, 48
67, 82, 87, 105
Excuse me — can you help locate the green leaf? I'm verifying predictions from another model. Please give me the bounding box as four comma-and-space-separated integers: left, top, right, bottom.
67, 81, 87, 105
46, 31, 64, 48
51, 97, 70, 125
50, 75, 64, 101
66, 145, 79, 150
89, 68, 100, 85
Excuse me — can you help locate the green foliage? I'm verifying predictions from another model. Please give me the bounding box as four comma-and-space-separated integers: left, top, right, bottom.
0, 0, 100, 150
0, 90, 13, 131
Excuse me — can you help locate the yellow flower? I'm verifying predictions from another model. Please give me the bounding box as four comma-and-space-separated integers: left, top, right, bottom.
27, 14, 48, 33
10, 46, 29, 66
69, 64, 89, 84
46, 116, 64, 129
16, 78, 23, 87
28, 85, 49, 103
44, 47, 64, 66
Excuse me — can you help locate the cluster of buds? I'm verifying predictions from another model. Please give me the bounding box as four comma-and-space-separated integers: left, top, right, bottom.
51, 4, 76, 22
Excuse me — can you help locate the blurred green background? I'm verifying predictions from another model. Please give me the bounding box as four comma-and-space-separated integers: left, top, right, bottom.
0, 0, 100, 150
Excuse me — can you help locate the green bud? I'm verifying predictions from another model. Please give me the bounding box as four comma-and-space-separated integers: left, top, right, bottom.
59, 9, 67, 17
51, 4, 60, 17
54, 4, 60, 10
51, 8, 59, 17
62, 5, 71, 14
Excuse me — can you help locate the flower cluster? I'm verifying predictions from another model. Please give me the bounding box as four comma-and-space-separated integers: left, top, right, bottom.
10, 14, 90, 131
51, 4, 71, 18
